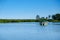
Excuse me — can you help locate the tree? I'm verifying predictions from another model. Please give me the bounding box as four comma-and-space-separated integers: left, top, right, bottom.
52, 15, 56, 20
52, 13, 60, 20
48, 15, 51, 19
36, 15, 40, 20
46, 17, 48, 19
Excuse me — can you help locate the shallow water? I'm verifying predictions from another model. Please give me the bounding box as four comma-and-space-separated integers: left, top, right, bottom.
0, 22, 60, 40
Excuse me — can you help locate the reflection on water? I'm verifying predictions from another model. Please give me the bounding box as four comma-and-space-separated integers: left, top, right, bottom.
0, 22, 60, 40
52, 22, 60, 25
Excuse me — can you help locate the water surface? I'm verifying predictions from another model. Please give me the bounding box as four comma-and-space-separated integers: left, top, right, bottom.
0, 22, 60, 40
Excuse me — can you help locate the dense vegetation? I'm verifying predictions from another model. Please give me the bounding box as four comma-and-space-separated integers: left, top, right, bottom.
0, 19, 37, 23
47, 13, 60, 22
36, 13, 60, 22
52, 13, 60, 20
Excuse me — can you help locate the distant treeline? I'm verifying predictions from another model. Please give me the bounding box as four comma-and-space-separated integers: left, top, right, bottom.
0, 19, 38, 23
36, 13, 60, 22
0, 19, 60, 23
0, 13, 60, 23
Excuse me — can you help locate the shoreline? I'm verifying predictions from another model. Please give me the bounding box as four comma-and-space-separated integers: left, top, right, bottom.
0, 19, 60, 23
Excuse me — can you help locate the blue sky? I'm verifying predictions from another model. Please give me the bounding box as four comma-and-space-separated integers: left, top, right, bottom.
0, 0, 60, 19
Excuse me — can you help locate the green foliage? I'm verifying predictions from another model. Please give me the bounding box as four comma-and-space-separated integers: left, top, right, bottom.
36, 15, 40, 20
0, 19, 37, 23
48, 15, 51, 19
52, 13, 60, 20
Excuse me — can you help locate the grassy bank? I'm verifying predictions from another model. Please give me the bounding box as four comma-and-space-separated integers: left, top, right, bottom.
0, 19, 37, 23
0, 19, 60, 23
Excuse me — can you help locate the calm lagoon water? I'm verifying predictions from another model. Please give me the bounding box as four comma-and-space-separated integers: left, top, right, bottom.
0, 22, 60, 40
